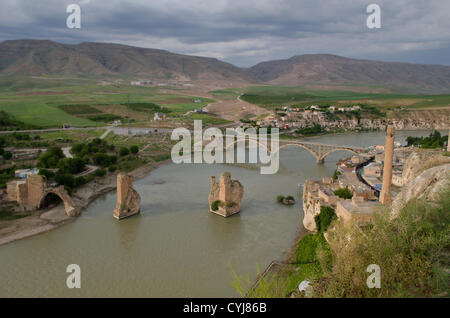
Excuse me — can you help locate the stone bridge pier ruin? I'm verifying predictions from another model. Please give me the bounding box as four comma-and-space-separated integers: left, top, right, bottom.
113, 173, 141, 219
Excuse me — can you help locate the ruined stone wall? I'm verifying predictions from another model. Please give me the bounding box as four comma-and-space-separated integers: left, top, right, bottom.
6, 181, 19, 202
26, 175, 46, 207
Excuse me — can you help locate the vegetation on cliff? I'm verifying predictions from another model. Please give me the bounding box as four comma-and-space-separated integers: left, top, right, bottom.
314, 206, 337, 233
239, 186, 449, 298
334, 187, 353, 199
314, 187, 449, 297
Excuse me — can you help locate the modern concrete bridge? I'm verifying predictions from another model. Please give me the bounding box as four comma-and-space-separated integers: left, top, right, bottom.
276, 140, 365, 163
220, 136, 365, 163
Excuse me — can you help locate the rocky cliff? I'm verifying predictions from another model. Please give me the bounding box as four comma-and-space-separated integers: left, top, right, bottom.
391, 151, 450, 217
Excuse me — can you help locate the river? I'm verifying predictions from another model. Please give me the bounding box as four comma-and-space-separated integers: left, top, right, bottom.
0, 130, 439, 297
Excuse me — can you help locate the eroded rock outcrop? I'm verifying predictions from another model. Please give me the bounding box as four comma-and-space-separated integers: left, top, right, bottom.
391, 152, 450, 217
113, 173, 141, 219
209, 172, 244, 217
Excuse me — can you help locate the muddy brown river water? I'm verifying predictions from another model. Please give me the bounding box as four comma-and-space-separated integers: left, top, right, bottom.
0, 131, 437, 297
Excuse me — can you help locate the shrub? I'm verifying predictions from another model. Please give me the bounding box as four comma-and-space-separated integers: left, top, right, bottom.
74, 176, 86, 187
57, 157, 85, 174
314, 187, 450, 297
295, 234, 328, 264
37, 146, 64, 168
333, 170, 341, 180
334, 187, 352, 199
108, 166, 117, 172
211, 200, 223, 211
94, 169, 106, 177
285, 195, 295, 201
54, 172, 75, 188
276, 195, 285, 203
38, 168, 55, 179
130, 145, 139, 154
315, 206, 337, 233
3, 152, 12, 160
119, 147, 129, 156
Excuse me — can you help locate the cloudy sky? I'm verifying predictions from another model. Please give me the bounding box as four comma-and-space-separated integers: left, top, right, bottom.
1, 0, 449, 67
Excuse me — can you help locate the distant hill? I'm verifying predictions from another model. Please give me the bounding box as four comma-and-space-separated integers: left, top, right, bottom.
248, 54, 450, 93
0, 39, 256, 82
1, 40, 450, 93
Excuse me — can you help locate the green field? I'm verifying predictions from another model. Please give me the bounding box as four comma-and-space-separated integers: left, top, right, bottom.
227, 86, 450, 111
189, 113, 232, 125
0, 77, 215, 128
210, 88, 243, 100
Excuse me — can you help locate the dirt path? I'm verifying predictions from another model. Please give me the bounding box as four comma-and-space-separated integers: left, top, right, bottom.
206, 95, 270, 122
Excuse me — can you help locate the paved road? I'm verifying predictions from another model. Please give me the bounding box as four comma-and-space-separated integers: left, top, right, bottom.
62, 147, 73, 158
100, 129, 112, 139
0, 126, 173, 135
355, 156, 380, 197
75, 165, 99, 177
0, 127, 102, 135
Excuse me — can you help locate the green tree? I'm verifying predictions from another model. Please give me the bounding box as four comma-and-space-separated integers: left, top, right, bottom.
315, 206, 337, 232
3, 151, 12, 160
54, 172, 75, 188
119, 147, 130, 156
334, 187, 353, 199
130, 145, 139, 154
57, 157, 85, 174
37, 146, 64, 168
38, 168, 55, 179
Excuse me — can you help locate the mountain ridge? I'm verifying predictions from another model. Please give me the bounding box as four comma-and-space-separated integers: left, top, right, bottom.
1, 39, 450, 92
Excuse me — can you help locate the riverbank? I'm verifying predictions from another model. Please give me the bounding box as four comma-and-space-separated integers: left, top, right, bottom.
0, 159, 170, 246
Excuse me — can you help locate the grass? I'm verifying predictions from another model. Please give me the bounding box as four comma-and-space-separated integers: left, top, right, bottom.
234, 233, 331, 298
314, 187, 450, 297
238, 186, 450, 298
210, 88, 242, 100
0, 208, 30, 221
234, 262, 323, 298
188, 113, 232, 125
234, 85, 450, 113
0, 78, 215, 128
150, 154, 171, 162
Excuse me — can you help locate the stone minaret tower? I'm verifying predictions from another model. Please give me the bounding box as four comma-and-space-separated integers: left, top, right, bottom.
447, 129, 450, 152
380, 125, 395, 205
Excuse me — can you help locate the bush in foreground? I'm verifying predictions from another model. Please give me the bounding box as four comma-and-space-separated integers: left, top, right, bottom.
314, 187, 450, 297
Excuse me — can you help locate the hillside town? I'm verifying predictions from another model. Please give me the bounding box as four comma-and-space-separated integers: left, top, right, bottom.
302, 126, 448, 232
242, 105, 449, 134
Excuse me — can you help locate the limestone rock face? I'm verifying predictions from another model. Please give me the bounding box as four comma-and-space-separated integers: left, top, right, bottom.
392, 154, 450, 217
113, 173, 141, 219
402, 151, 450, 184
209, 172, 244, 217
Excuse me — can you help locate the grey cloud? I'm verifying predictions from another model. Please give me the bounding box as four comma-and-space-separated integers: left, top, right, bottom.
0, 0, 449, 66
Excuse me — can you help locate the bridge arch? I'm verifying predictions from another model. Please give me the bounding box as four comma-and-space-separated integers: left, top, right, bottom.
38, 186, 81, 217
222, 138, 362, 163
318, 147, 359, 162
